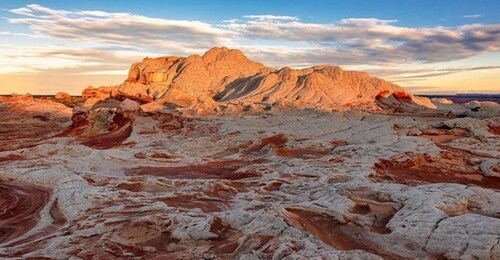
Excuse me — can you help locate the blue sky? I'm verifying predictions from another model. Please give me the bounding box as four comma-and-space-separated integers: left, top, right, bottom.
2, 0, 499, 26
0, 0, 500, 26
0, 1, 499, 94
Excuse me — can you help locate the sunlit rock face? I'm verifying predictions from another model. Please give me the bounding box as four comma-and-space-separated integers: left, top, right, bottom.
112, 47, 273, 107
214, 65, 410, 110
84, 47, 434, 112
1, 48, 499, 259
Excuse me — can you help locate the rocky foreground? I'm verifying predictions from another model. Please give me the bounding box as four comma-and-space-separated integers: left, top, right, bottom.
0, 47, 499, 259
0, 94, 498, 259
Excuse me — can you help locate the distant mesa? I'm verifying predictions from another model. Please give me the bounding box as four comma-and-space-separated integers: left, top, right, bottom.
82, 46, 436, 112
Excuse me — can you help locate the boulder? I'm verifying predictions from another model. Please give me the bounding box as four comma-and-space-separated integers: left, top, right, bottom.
119, 99, 141, 112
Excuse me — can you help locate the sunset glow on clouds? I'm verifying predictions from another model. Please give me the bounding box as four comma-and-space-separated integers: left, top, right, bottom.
0, 1, 499, 95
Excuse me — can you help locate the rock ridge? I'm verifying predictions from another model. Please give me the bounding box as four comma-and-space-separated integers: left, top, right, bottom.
82, 47, 435, 112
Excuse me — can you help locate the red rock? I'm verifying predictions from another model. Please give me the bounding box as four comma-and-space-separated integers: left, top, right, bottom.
81, 86, 113, 99
0, 181, 50, 244
81, 47, 430, 111
62, 104, 133, 149
282, 208, 402, 259
262, 180, 283, 191
159, 195, 226, 212
393, 91, 413, 102
0, 154, 25, 162
372, 151, 500, 189
54, 92, 71, 100
125, 159, 265, 180
488, 123, 500, 135
245, 134, 288, 152
0, 96, 72, 151
273, 146, 330, 159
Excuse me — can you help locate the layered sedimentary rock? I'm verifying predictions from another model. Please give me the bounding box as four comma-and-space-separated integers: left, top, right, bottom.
113, 47, 271, 106
82, 86, 114, 99
0, 95, 72, 151
83, 47, 434, 111
1, 93, 499, 258
0, 181, 50, 244
82, 85, 115, 106
215, 65, 408, 109
62, 99, 140, 149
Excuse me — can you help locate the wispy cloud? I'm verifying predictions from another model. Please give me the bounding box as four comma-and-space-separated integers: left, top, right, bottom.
0, 31, 43, 38
7, 4, 233, 55
242, 15, 300, 21
7, 4, 500, 66
0, 45, 158, 74
464, 14, 482, 18
359, 66, 500, 78
222, 16, 499, 63
9, 4, 500, 65
390, 66, 500, 80
9, 6, 36, 17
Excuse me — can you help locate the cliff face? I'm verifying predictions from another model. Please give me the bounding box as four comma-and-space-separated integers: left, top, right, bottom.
83, 47, 435, 111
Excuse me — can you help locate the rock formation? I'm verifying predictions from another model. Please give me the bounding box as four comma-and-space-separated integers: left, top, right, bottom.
119, 47, 271, 105
1, 47, 499, 259
54, 92, 71, 100
215, 65, 407, 109
62, 99, 139, 149
82, 47, 434, 111
82, 85, 114, 106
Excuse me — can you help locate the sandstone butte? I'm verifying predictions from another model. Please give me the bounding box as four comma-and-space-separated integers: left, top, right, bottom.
82, 46, 435, 112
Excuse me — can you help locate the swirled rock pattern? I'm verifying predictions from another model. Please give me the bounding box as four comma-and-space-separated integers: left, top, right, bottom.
0, 95, 72, 151
0, 181, 50, 245
0, 93, 498, 259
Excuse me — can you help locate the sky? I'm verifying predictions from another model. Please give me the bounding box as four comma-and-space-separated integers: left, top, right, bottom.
0, 0, 499, 95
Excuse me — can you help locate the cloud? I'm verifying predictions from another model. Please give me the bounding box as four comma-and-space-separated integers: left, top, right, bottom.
9, 7, 36, 17
0, 31, 43, 38
464, 14, 482, 18
32, 48, 146, 64
356, 65, 500, 91
391, 66, 500, 80
223, 16, 500, 63
7, 4, 233, 55
242, 15, 299, 21
7, 4, 500, 67
0, 45, 158, 75
234, 45, 400, 67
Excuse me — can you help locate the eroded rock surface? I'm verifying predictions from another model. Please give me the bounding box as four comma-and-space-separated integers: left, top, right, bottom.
1, 94, 499, 259
62, 105, 134, 149
84, 47, 434, 112
0, 180, 50, 245
0, 95, 72, 151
